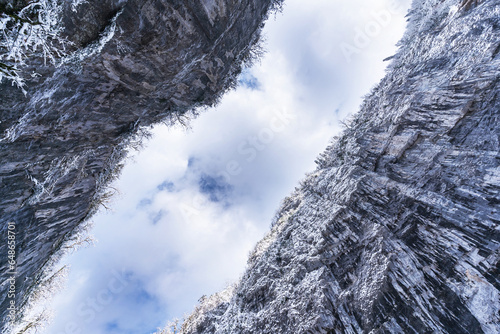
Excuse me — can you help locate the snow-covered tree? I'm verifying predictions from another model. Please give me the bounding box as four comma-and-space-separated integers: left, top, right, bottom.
0, 0, 65, 91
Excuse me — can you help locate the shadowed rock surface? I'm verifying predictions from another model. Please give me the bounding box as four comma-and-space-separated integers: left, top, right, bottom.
180, 0, 500, 333
0, 0, 280, 330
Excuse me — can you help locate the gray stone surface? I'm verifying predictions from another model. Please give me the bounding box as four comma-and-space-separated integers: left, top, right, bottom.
180, 1, 500, 333
0, 0, 280, 331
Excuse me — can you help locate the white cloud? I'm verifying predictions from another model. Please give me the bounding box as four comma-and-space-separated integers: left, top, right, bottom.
42, 1, 411, 333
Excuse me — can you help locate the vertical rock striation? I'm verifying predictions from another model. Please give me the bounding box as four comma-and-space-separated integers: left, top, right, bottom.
181, 0, 500, 333
0, 0, 281, 330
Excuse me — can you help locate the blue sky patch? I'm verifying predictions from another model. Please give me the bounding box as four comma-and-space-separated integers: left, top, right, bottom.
198, 173, 232, 204
187, 156, 198, 168
150, 210, 166, 225
105, 321, 119, 332
157, 181, 175, 192
238, 69, 261, 90
137, 198, 152, 208
133, 289, 155, 304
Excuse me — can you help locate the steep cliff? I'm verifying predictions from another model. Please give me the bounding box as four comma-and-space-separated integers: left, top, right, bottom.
0, 0, 282, 331
179, 0, 500, 333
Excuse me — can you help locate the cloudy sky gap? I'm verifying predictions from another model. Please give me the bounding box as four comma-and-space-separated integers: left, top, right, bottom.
40, 1, 411, 333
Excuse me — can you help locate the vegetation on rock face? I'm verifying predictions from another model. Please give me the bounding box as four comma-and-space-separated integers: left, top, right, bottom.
0, 0, 66, 90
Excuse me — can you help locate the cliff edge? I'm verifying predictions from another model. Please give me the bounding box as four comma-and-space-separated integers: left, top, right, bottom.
0, 0, 281, 331
179, 0, 500, 333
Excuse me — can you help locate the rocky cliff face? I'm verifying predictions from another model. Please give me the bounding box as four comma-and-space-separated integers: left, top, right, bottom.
0, 0, 281, 331
179, 1, 500, 333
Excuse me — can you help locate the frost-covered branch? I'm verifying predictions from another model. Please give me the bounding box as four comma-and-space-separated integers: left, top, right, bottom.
0, 0, 66, 91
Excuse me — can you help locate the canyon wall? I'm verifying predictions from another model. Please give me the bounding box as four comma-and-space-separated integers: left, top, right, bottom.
179, 1, 500, 333
0, 0, 280, 330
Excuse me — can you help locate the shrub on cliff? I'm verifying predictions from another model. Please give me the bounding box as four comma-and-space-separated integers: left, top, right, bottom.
0, 0, 65, 91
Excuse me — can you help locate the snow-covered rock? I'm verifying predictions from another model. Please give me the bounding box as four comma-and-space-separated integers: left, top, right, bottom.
180, 1, 500, 333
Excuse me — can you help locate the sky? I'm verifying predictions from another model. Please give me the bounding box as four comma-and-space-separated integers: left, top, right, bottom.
38, 1, 411, 333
